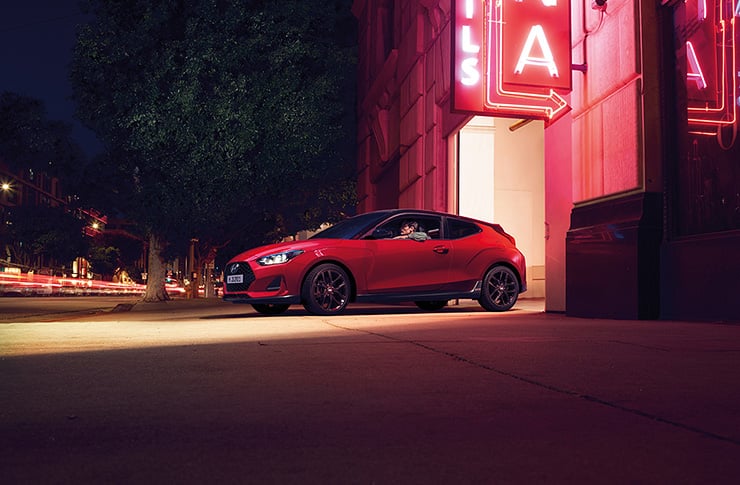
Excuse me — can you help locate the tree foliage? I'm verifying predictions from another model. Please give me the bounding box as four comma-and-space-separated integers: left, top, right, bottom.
88, 230, 147, 282
86, 245, 120, 280
71, 0, 357, 300
0, 92, 86, 188
1, 206, 88, 271
0, 93, 89, 272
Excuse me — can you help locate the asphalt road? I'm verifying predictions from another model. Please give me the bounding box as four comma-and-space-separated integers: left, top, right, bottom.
0, 296, 143, 323
2, 298, 740, 484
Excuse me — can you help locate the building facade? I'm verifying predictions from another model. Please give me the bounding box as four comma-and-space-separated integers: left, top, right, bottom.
352, 0, 740, 320
1, 160, 107, 275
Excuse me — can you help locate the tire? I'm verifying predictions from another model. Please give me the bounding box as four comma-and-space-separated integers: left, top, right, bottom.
301, 263, 351, 315
414, 300, 448, 311
478, 266, 519, 312
252, 303, 290, 315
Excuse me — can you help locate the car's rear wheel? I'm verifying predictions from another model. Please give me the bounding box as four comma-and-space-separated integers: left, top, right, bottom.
414, 300, 448, 311
252, 303, 290, 315
302, 263, 351, 315
478, 266, 519, 312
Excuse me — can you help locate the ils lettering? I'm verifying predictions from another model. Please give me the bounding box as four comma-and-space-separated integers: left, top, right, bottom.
461, 57, 481, 86
460, 0, 481, 86
462, 26, 480, 54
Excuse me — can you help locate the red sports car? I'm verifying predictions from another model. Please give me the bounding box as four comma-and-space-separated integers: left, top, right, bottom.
223, 209, 526, 315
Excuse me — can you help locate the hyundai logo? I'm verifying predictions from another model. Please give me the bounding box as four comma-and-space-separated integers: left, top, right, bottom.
229, 263, 240, 274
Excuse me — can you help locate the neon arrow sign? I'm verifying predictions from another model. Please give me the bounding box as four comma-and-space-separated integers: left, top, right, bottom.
453, 0, 572, 124
685, 0, 738, 135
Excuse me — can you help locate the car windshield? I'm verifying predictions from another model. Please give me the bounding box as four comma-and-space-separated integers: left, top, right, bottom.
310, 211, 392, 239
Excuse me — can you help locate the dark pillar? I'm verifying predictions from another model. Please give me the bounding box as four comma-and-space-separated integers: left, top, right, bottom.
566, 192, 662, 319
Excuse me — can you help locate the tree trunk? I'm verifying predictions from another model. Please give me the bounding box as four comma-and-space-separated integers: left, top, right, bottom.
202, 250, 217, 298
142, 233, 170, 302
188, 238, 199, 299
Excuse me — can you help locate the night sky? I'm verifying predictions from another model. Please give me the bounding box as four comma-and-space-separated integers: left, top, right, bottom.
0, 1, 101, 157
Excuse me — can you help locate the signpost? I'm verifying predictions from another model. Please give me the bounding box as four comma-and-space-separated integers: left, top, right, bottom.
453, 0, 572, 124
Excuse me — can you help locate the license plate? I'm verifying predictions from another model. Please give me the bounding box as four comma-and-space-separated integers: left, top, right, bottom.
226, 274, 243, 284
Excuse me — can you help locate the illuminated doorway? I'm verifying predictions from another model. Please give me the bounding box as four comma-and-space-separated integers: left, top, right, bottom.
451, 116, 546, 300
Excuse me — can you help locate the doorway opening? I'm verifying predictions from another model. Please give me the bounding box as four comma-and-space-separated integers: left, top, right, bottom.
450, 115, 546, 302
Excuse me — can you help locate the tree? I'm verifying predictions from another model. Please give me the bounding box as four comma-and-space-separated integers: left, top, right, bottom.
2, 206, 88, 272
0, 92, 86, 188
0, 93, 90, 274
71, 0, 357, 302
87, 245, 120, 280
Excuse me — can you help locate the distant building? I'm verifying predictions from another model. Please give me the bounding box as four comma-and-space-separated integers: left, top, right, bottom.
0, 161, 66, 210
1, 159, 108, 274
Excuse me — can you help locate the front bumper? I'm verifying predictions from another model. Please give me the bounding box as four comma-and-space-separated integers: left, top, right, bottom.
223, 260, 301, 305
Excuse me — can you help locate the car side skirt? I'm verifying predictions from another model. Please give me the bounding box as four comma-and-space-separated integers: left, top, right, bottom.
355, 281, 482, 304
223, 294, 301, 305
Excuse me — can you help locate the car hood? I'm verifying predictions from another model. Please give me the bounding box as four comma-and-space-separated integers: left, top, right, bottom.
229, 239, 333, 263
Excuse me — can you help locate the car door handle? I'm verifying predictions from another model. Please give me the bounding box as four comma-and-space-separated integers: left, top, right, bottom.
433, 245, 449, 254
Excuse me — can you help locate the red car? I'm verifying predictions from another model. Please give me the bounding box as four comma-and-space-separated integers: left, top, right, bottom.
223, 209, 526, 315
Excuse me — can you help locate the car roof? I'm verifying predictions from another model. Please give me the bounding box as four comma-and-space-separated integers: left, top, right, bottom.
364, 208, 491, 226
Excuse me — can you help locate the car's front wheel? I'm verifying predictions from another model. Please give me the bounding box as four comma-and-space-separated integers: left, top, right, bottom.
252, 303, 290, 315
415, 300, 448, 311
302, 263, 351, 315
478, 265, 519, 312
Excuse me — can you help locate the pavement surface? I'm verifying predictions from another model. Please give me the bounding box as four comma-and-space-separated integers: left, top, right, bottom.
1, 298, 740, 484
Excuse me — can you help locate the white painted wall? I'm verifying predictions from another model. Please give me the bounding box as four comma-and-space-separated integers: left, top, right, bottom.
458, 116, 495, 222
457, 116, 546, 298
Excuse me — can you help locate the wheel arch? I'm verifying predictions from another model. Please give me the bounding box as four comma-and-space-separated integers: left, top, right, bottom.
300, 259, 358, 303
483, 261, 525, 293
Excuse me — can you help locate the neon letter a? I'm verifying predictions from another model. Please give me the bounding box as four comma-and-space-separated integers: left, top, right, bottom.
514, 25, 559, 78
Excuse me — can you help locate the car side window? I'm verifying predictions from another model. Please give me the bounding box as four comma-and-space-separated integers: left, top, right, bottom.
447, 218, 481, 240
418, 216, 441, 239
373, 219, 408, 239
417, 216, 441, 239
374, 215, 441, 240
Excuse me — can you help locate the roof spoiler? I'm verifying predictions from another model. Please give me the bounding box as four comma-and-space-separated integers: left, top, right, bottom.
491, 224, 516, 245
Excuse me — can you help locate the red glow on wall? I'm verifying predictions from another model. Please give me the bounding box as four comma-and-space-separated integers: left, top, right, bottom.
452, 0, 572, 124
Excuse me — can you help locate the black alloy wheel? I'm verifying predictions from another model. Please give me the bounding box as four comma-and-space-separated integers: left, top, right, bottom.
478, 265, 519, 312
414, 300, 448, 311
252, 303, 290, 315
301, 263, 351, 315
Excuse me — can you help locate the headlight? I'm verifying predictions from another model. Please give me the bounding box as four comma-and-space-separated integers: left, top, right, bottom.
256, 249, 304, 266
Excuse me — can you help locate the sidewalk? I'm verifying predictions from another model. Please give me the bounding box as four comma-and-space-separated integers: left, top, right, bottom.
120, 295, 547, 313
117, 296, 229, 312
2, 297, 740, 483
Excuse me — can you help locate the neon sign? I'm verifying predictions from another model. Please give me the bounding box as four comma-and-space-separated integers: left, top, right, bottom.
452, 0, 572, 124
684, 0, 738, 136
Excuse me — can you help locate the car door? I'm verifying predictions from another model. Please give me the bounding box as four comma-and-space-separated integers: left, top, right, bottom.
361, 214, 451, 294
441, 216, 494, 291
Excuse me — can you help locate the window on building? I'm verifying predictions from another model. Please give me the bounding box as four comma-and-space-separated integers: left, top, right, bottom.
671, 0, 740, 236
